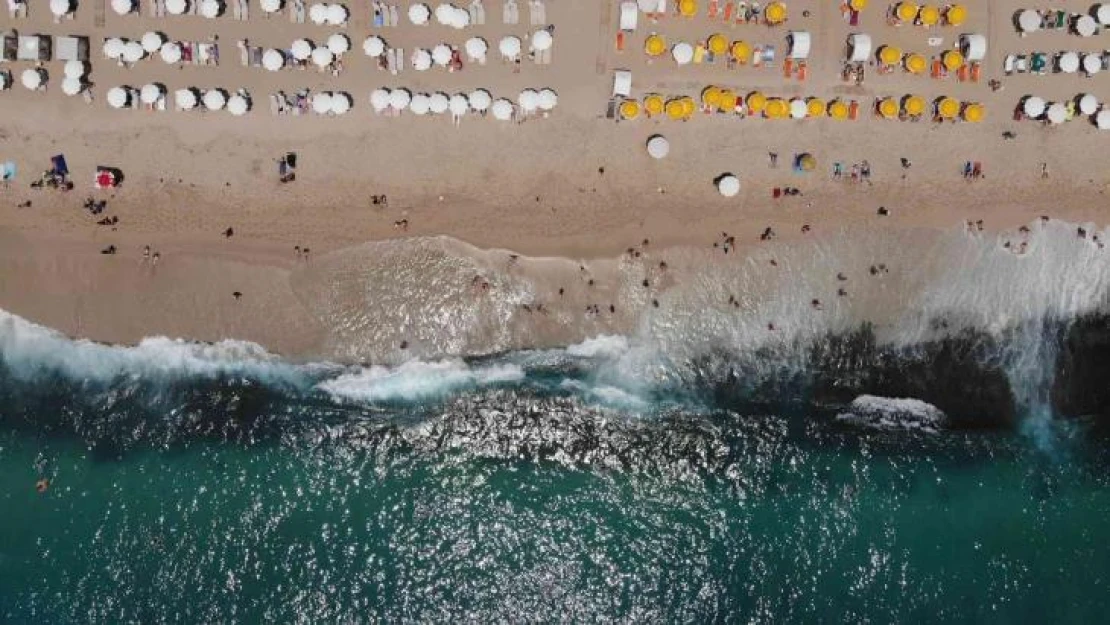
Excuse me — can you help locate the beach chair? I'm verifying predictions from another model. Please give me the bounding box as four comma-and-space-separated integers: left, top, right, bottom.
504, 0, 518, 24
723, 2, 732, 21
848, 100, 859, 120
797, 61, 807, 81
694, 43, 706, 64
783, 58, 792, 78
389, 3, 399, 26
1003, 54, 1015, 75
708, 0, 718, 18
969, 62, 980, 83
529, 0, 545, 25
957, 65, 968, 82
1015, 54, 1028, 73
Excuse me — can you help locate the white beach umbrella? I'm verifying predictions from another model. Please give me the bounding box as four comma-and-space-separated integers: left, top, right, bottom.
1018, 9, 1040, 33
1023, 96, 1046, 118
1078, 94, 1100, 115
103, 38, 125, 59
518, 89, 539, 112
370, 88, 391, 112
175, 88, 198, 110
327, 33, 350, 55
409, 93, 431, 115
203, 89, 226, 110
199, 0, 221, 18
499, 36, 521, 58
717, 175, 741, 197
311, 46, 334, 67
263, 48, 285, 71
112, 0, 134, 15
141, 32, 165, 54
61, 76, 83, 96
465, 37, 487, 61
538, 88, 557, 111
326, 3, 348, 24
309, 3, 327, 23
160, 42, 182, 64
449, 7, 470, 28
1096, 109, 1110, 130
1098, 5, 1110, 26
429, 92, 450, 114
1084, 53, 1102, 75
1045, 102, 1067, 124
532, 30, 553, 52
140, 83, 163, 104
491, 98, 513, 120
227, 94, 249, 116
312, 92, 334, 114
647, 135, 670, 159
408, 3, 430, 24
166, 0, 187, 13
122, 41, 144, 64
434, 3, 454, 24
291, 39, 313, 61
672, 42, 694, 65
1075, 15, 1098, 37
50, 0, 72, 16
363, 36, 386, 57
260, 0, 282, 12
432, 44, 453, 66
330, 91, 352, 115
790, 99, 807, 119
469, 89, 492, 111
106, 86, 129, 108
412, 48, 432, 71
1059, 52, 1080, 74
64, 60, 86, 79
389, 88, 411, 110
21, 69, 43, 91
449, 94, 469, 115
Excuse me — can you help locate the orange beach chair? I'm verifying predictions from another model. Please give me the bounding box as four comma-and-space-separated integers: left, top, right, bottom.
709, 0, 719, 18
783, 58, 793, 78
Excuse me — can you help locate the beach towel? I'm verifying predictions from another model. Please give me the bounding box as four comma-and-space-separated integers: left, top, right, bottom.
1, 161, 16, 181
51, 154, 69, 177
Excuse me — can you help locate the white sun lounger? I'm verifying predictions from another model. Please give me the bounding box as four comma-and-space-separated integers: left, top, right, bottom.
612, 69, 631, 98
530, 0, 545, 25
504, 0, 518, 24
388, 3, 398, 26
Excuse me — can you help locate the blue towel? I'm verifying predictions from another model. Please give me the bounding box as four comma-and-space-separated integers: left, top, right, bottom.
1, 161, 16, 181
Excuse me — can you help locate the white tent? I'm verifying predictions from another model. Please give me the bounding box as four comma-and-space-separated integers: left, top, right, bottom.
1023, 96, 1046, 117
672, 42, 693, 65
1059, 52, 1080, 74
410, 93, 431, 115
1075, 15, 1098, 37
309, 3, 328, 23
227, 94, 249, 116
847, 34, 871, 62
50, 0, 73, 16
469, 89, 492, 111
61, 76, 83, 96
1084, 53, 1102, 75
449, 94, 469, 115
620, 1, 638, 31
263, 49, 284, 71
408, 3, 430, 24
519, 89, 539, 112
203, 89, 227, 110
326, 3, 348, 25
499, 36, 521, 59
717, 175, 740, 197
364, 36, 386, 58
166, 0, 187, 13
175, 88, 198, 110
330, 92, 352, 115
291, 39, 313, 61
432, 44, 453, 66
106, 86, 129, 108
311, 46, 334, 67
429, 92, 449, 114
1096, 109, 1110, 130
959, 34, 987, 62
412, 48, 432, 71
612, 70, 632, 97
141, 32, 165, 54
327, 34, 350, 55
21, 69, 44, 90
1079, 94, 1100, 115
261, 0, 282, 12
647, 135, 669, 159
64, 60, 85, 79
789, 99, 807, 118
1018, 9, 1040, 34
538, 88, 557, 111
312, 92, 334, 114
103, 38, 125, 59
122, 41, 144, 63
1098, 4, 1110, 26
532, 30, 553, 52
199, 0, 221, 18
112, 0, 134, 15
160, 42, 182, 64
491, 98, 514, 121
1045, 102, 1067, 124
140, 83, 163, 104
465, 37, 487, 61
389, 89, 411, 110
787, 31, 811, 60
370, 88, 391, 112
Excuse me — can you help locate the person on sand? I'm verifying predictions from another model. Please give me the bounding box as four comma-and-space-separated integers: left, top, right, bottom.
224, 227, 234, 238
152, 252, 160, 266
142, 246, 151, 262
233, 291, 242, 300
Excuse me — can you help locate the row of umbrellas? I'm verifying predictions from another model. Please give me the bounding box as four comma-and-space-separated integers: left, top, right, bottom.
877, 46, 968, 73
1017, 9, 1106, 36
308, 3, 349, 25
408, 3, 471, 29
892, 3, 967, 27
114, 0, 228, 17
368, 87, 557, 118
618, 91, 866, 121
171, 87, 252, 114
874, 96, 983, 122
290, 35, 350, 66
310, 91, 353, 115
672, 0, 788, 24
1050, 51, 1104, 75
1021, 95, 1110, 128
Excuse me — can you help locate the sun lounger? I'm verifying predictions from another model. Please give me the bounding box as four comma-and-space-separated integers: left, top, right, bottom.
1004, 54, 1015, 75
504, 0, 518, 24
530, 0, 545, 25
1015, 54, 1028, 73
475, 1, 486, 24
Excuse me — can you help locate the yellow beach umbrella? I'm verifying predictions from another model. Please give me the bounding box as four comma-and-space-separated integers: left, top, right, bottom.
806, 98, 826, 117
849, 0, 867, 10
731, 40, 752, 63
707, 34, 728, 56
879, 45, 902, 66
828, 100, 849, 119
680, 97, 696, 118
645, 34, 667, 57
895, 1, 918, 22
665, 99, 685, 120
904, 53, 927, 74
765, 98, 788, 119
902, 94, 926, 116
878, 98, 899, 119
946, 4, 967, 25
962, 102, 985, 122
797, 153, 816, 171
943, 50, 964, 71
702, 86, 722, 108
765, 1, 787, 24
936, 96, 959, 119
747, 91, 767, 114
919, 5, 940, 25
679, 0, 696, 17
717, 89, 736, 111
644, 94, 664, 116
620, 100, 641, 120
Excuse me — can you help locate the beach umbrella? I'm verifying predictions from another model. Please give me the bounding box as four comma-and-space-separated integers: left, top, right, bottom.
330, 92, 352, 115
1045, 102, 1067, 124
1096, 110, 1110, 130
716, 89, 736, 112
21, 68, 45, 91
672, 42, 693, 65
878, 45, 901, 66
620, 100, 640, 120
311, 46, 334, 68
878, 98, 899, 119
645, 34, 666, 57
312, 92, 333, 114
429, 92, 450, 114
370, 88, 391, 112
175, 88, 198, 110
746, 92, 767, 115
942, 50, 964, 72
538, 89, 557, 111
962, 103, 984, 122
122, 41, 144, 64
409, 93, 431, 115
827, 100, 848, 120
262, 48, 284, 71
918, 5, 939, 26
1075, 15, 1098, 37
449, 94, 469, 115
203, 89, 226, 110
112, 0, 134, 15
106, 86, 129, 109
936, 96, 959, 119
469, 89, 492, 111
61, 76, 83, 96
327, 33, 350, 55
434, 3, 453, 24
664, 99, 685, 120
465, 37, 487, 60
499, 36, 521, 58
717, 175, 740, 197
904, 53, 927, 74
450, 7, 470, 28
326, 3, 348, 24
408, 3, 430, 24
412, 48, 432, 70
789, 99, 807, 119
166, 0, 187, 13
678, 0, 696, 17
765, 98, 788, 119
50, 0, 72, 16
364, 36, 386, 58
519, 89, 540, 112
491, 98, 513, 121
796, 154, 816, 171
707, 34, 727, 56
140, 83, 163, 104
903, 95, 926, 116
141, 32, 165, 54
227, 94, 249, 116
1084, 53, 1102, 75
432, 44, 453, 66
532, 30, 553, 52
945, 4, 966, 25
647, 135, 669, 159
1059, 52, 1080, 74
103, 38, 125, 59
702, 86, 722, 109
291, 39, 313, 61
1098, 5, 1110, 26
64, 60, 86, 79
644, 94, 664, 117
1018, 9, 1040, 33
731, 40, 752, 63
806, 98, 826, 117
895, 1, 917, 22
1078, 94, 1099, 115
1022, 96, 1046, 118
389, 88, 411, 110
260, 0, 281, 12
160, 42, 182, 64
199, 0, 221, 18
850, 0, 867, 9
765, 1, 786, 24
309, 3, 327, 23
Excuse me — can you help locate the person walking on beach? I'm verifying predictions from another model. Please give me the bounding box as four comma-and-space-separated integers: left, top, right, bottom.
1041, 162, 1050, 179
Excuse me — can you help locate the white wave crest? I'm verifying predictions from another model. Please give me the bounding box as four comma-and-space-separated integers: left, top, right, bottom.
565, 335, 631, 360
317, 359, 525, 402
836, 395, 948, 433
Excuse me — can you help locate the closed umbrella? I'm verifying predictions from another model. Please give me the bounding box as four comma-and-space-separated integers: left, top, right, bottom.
227, 94, 249, 116
717, 175, 740, 197
175, 88, 198, 110
429, 92, 449, 114
370, 89, 391, 112
160, 42, 182, 64
491, 99, 514, 120
389, 89, 411, 110
260, 0, 281, 12
166, 0, 187, 13
499, 36, 521, 58
61, 77, 83, 96
327, 34, 350, 55
64, 60, 85, 79
141, 32, 164, 54
112, 0, 134, 15
672, 42, 694, 65
263, 49, 284, 71
312, 92, 334, 114
309, 3, 328, 23
106, 86, 129, 108
326, 3, 348, 24
21, 69, 43, 90
1084, 53, 1102, 75
469, 89, 492, 111
412, 48, 432, 70
1078, 94, 1099, 115
364, 36, 386, 58
50, 0, 72, 16
199, 0, 221, 18
203, 89, 226, 110
311, 46, 334, 67
408, 3, 430, 24
647, 135, 670, 159
410, 93, 431, 115
122, 41, 144, 63
140, 83, 163, 104
432, 44, 453, 66
538, 89, 557, 111
532, 30, 553, 51
465, 37, 487, 60
330, 92, 351, 115
103, 38, 125, 59
291, 39, 313, 61
1096, 109, 1110, 129
1045, 102, 1067, 124
1018, 9, 1040, 33
1059, 52, 1080, 73
449, 94, 469, 115
1022, 96, 1046, 118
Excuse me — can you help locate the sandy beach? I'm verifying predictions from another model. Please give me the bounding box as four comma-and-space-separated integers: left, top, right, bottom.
2, 0, 1109, 360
